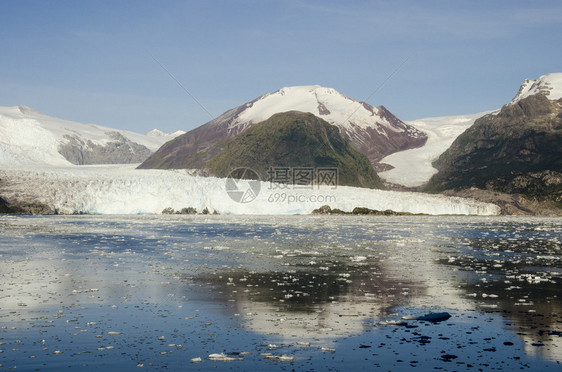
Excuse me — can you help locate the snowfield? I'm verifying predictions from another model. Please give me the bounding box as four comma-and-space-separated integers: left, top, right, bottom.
225, 85, 425, 142
0, 105, 184, 168
237, 85, 394, 130
378, 111, 494, 187
0, 165, 500, 215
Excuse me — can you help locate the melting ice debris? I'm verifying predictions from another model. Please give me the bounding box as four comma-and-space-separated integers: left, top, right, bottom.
207, 353, 243, 361
377, 319, 408, 326
277, 355, 295, 361
402, 312, 452, 322
350, 256, 367, 262
264, 354, 295, 361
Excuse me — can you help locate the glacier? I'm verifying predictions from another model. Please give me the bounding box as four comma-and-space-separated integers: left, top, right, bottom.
0, 165, 500, 215
0, 105, 183, 168
378, 111, 494, 187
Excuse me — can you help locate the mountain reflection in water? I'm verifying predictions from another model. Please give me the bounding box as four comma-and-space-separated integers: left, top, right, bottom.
0, 215, 560, 370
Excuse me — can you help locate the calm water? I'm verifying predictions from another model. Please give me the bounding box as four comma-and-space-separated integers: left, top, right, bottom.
0, 215, 561, 371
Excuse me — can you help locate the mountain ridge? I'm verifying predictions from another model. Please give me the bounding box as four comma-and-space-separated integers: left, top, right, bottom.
425, 74, 562, 209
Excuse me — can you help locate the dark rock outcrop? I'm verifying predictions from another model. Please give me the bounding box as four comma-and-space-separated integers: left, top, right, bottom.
161, 207, 218, 215
311, 205, 416, 216
59, 132, 152, 165
442, 188, 562, 216
0, 195, 55, 215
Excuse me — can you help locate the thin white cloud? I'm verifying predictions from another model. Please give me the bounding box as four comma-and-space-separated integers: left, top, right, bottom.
293, 1, 562, 41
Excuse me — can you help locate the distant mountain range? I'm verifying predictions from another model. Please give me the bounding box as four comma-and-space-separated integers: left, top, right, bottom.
0, 105, 184, 167
1, 74, 560, 214
138, 85, 427, 172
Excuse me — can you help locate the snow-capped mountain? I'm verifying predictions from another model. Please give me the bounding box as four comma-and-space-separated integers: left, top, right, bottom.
424, 73, 562, 204
139, 85, 427, 170
511, 73, 562, 104
0, 105, 184, 168
379, 72, 562, 188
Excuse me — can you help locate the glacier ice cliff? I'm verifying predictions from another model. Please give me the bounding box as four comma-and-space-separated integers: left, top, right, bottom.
0, 166, 500, 215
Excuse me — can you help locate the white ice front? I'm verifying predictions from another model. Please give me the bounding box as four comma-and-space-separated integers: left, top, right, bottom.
0, 166, 500, 215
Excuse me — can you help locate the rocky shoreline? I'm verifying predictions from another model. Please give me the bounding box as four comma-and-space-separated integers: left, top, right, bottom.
0, 196, 222, 216
311, 205, 423, 216
161, 207, 218, 215
0, 196, 56, 215
1, 189, 559, 216
442, 188, 562, 216
312, 188, 562, 216
1, 195, 560, 216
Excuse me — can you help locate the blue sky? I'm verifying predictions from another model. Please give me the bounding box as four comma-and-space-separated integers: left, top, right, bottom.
2, 0, 561, 133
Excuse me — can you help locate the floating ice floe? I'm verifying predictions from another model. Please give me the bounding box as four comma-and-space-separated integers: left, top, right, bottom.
208, 353, 243, 361
264, 354, 295, 361
376, 319, 408, 326
402, 312, 452, 322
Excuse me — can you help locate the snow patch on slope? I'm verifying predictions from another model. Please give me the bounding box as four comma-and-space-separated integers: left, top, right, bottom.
146, 129, 166, 136
235, 85, 404, 132
0, 115, 70, 166
0, 166, 499, 215
146, 128, 186, 137
511, 73, 562, 103
379, 111, 494, 187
